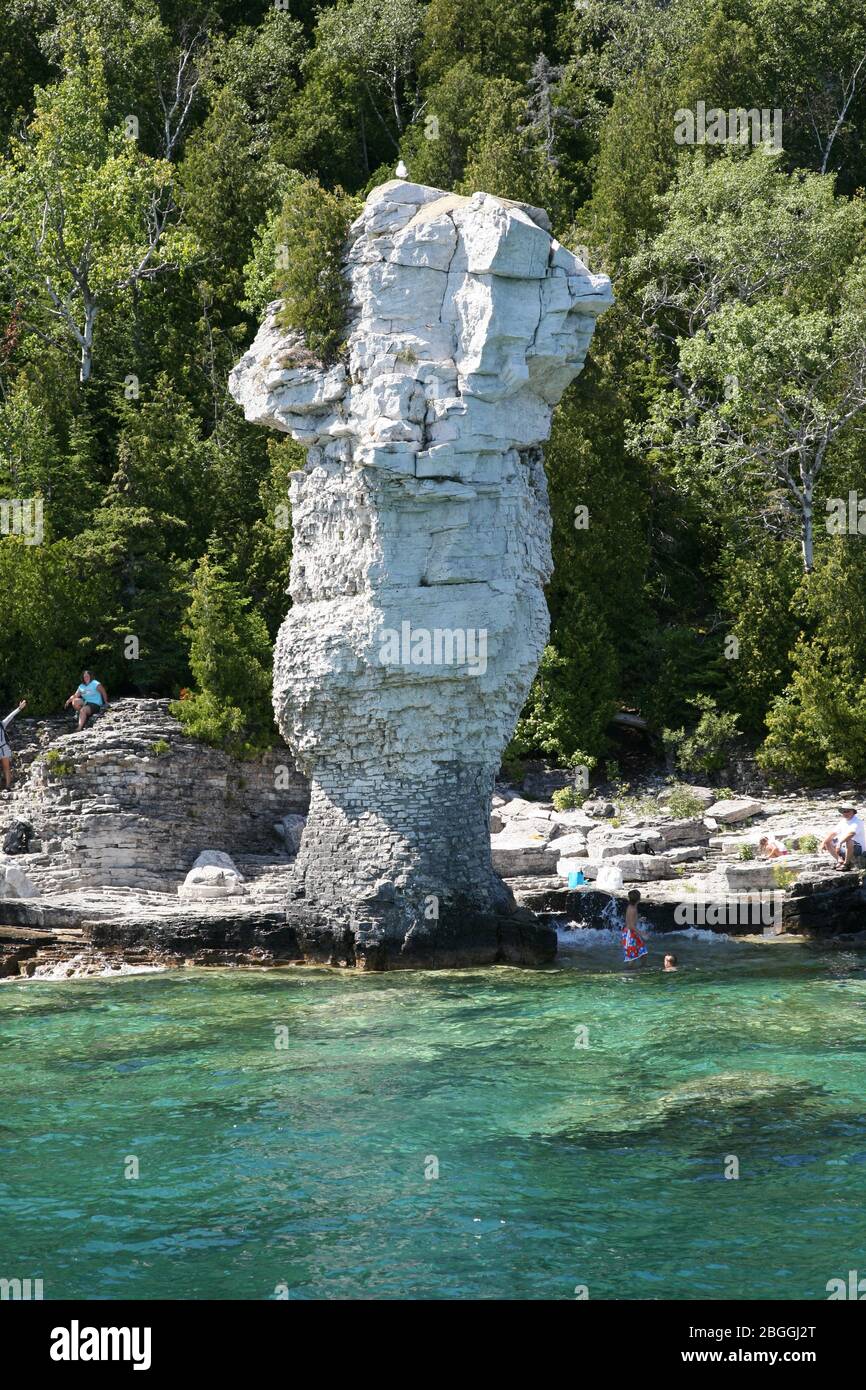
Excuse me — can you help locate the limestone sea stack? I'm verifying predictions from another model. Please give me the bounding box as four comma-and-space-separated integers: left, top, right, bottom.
229, 179, 612, 969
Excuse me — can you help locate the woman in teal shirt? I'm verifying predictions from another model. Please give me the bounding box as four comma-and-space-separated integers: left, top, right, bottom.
64, 669, 109, 732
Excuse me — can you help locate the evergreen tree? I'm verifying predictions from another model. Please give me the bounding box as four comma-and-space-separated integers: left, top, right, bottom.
173, 550, 275, 755
0, 0, 861, 782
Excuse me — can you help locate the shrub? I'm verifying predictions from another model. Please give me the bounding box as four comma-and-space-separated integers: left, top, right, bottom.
638, 622, 722, 733
739, 844, 755, 861
663, 695, 741, 776
0, 536, 115, 717
716, 537, 801, 736
508, 631, 617, 767
498, 754, 525, 786
552, 786, 587, 811
269, 178, 361, 364
666, 785, 706, 819
611, 777, 632, 803
799, 834, 819, 853
618, 793, 662, 817
150, 740, 170, 757
43, 749, 74, 776
761, 651, 866, 785
773, 865, 798, 891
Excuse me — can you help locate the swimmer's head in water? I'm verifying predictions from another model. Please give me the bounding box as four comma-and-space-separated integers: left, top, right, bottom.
664, 953, 678, 970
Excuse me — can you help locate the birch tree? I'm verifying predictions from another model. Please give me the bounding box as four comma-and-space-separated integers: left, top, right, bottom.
0, 42, 196, 382
314, 0, 424, 149
661, 292, 866, 572
632, 154, 866, 572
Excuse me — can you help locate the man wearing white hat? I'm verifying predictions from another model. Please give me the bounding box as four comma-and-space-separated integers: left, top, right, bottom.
822, 805, 866, 871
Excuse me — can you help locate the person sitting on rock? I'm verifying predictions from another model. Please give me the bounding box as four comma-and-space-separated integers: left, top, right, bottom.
822, 805, 866, 872
64, 670, 108, 731
758, 833, 788, 859
0, 699, 26, 790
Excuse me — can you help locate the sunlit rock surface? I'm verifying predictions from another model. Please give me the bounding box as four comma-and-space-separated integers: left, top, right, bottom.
230, 180, 613, 968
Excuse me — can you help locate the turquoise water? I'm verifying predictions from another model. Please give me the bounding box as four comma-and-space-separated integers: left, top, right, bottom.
2, 934, 866, 1300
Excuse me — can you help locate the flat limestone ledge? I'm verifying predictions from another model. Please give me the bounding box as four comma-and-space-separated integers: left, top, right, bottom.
86, 905, 300, 962
0, 885, 556, 970
91, 900, 557, 970
281, 898, 556, 970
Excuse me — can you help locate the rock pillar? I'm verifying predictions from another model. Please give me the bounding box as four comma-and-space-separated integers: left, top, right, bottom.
230, 180, 612, 967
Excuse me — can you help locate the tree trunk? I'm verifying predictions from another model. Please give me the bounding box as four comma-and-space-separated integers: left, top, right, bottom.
80, 300, 97, 384
359, 108, 369, 178
802, 492, 814, 572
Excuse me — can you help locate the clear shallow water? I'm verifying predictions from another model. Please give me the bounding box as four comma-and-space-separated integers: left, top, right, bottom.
2, 935, 866, 1300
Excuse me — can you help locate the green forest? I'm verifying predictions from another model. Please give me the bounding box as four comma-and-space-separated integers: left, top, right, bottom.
1, 0, 865, 782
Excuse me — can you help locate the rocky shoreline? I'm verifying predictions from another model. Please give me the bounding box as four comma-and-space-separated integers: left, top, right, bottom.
0, 700, 863, 979
491, 784, 866, 938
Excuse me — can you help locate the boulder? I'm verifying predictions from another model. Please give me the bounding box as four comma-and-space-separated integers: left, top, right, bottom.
713, 857, 809, 893
551, 831, 587, 858
583, 800, 615, 818
498, 798, 554, 822
587, 826, 667, 857
595, 839, 647, 860
561, 851, 676, 885
557, 857, 599, 880
667, 845, 708, 865
709, 834, 753, 851
273, 813, 306, 855
707, 797, 763, 824
0, 864, 39, 899
656, 817, 709, 847
552, 808, 596, 833
520, 768, 573, 800
640, 829, 667, 853
178, 850, 247, 901
189, 850, 240, 872
489, 797, 569, 843
512, 815, 562, 840
491, 827, 561, 876
607, 854, 676, 882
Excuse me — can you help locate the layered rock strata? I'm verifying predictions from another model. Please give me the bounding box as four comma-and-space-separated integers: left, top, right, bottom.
230, 179, 612, 968
0, 700, 307, 894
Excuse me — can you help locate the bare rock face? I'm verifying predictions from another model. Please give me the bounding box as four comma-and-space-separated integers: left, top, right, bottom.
229, 179, 612, 969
